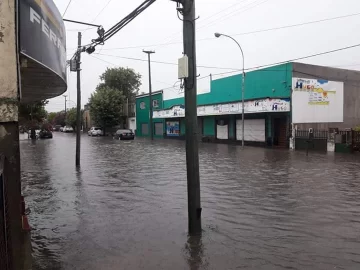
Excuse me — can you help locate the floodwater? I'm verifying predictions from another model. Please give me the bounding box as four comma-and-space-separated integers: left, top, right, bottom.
20, 133, 360, 270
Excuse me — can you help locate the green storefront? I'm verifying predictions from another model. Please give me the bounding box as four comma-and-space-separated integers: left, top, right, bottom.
136, 63, 292, 147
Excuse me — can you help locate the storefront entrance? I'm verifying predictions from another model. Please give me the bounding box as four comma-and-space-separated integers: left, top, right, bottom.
273, 118, 288, 148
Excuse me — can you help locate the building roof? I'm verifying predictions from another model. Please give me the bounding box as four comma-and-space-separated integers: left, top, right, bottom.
136, 90, 163, 99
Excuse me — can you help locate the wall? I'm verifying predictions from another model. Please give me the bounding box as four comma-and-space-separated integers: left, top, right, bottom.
292, 77, 344, 123
203, 117, 215, 136
0, 2, 23, 269
135, 92, 164, 137
0, 0, 18, 101
163, 63, 292, 109
292, 63, 360, 130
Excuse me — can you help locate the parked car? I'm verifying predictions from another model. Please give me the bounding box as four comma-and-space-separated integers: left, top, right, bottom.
54, 125, 62, 131
88, 127, 103, 137
63, 126, 74, 133
39, 130, 53, 139
115, 129, 135, 140
60, 127, 64, 132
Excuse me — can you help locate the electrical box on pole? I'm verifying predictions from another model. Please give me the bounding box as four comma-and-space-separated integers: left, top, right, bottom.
178, 55, 189, 79
70, 59, 77, 72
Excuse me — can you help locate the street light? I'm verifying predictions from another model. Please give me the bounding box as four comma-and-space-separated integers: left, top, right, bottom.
214, 32, 245, 148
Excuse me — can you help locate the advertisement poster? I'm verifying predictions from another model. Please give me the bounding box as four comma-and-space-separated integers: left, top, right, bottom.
292, 78, 344, 123
166, 121, 180, 136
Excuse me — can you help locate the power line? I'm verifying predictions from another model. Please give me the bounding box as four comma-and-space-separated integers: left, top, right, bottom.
154, 0, 250, 50
95, 43, 360, 72
99, 12, 360, 52
211, 43, 360, 77
197, 0, 270, 31
62, 0, 73, 18
93, 53, 240, 70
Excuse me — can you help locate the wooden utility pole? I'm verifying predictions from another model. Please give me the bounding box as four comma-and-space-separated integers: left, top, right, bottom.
76, 32, 82, 167
181, 0, 202, 235
143, 50, 155, 140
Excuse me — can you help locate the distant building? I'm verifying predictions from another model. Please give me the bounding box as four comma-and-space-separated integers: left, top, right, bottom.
83, 104, 92, 131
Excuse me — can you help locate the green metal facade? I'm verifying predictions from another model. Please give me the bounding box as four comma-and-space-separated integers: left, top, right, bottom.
135, 92, 164, 137
136, 63, 293, 139
163, 63, 292, 109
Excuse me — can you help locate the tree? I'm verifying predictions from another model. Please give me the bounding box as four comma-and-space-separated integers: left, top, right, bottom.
65, 108, 83, 130
48, 112, 57, 124
53, 111, 66, 127
19, 100, 48, 128
89, 86, 125, 131
97, 67, 141, 99
89, 67, 142, 133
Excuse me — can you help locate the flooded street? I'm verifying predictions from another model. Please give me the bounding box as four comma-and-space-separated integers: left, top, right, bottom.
20, 133, 360, 270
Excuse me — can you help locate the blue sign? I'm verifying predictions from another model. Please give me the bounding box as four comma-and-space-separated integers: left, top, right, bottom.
166, 121, 180, 136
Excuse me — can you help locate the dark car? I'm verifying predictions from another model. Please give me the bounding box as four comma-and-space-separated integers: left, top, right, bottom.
39, 129, 53, 139
115, 129, 135, 140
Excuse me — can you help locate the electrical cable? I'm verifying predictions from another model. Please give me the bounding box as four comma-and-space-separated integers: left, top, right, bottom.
154, 0, 250, 50
102, 0, 156, 42
197, 0, 270, 31
211, 43, 360, 77
98, 12, 360, 52
90, 43, 360, 79
93, 52, 239, 70
62, 0, 73, 18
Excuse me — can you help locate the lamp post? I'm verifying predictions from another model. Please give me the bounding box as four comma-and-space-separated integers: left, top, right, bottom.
214, 32, 245, 148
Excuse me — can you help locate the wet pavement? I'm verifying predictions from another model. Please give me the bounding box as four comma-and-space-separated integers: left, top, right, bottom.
20, 133, 360, 270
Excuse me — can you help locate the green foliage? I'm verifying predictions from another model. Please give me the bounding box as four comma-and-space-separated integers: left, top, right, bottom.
48, 112, 57, 124
98, 67, 141, 99
65, 108, 84, 130
53, 111, 66, 127
19, 100, 48, 127
354, 125, 360, 132
89, 86, 125, 128
88, 67, 141, 131
65, 108, 77, 128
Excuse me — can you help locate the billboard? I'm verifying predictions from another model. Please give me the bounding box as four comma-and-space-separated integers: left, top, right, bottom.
292, 78, 344, 123
166, 121, 180, 136
19, 0, 67, 82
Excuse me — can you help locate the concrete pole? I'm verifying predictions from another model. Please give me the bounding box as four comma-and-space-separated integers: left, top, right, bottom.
143, 50, 155, 140
76, 32, 82, 167
63, 94, 67, 117
182, 0, 202, 235
0, 1, 25, 269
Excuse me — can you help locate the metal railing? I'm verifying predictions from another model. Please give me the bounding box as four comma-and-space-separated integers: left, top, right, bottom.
0, 155, 12, 270
295, 130, 328, 139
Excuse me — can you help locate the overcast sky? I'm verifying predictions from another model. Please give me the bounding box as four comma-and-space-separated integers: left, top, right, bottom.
47, 0, 360, 112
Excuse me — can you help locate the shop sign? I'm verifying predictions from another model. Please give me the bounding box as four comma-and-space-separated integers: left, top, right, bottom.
19, 0, 66, 82
153, 98, 290, 119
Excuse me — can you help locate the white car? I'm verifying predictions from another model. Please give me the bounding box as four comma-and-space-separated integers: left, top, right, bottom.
88, 127, 103, 136
63, 126, 74, 133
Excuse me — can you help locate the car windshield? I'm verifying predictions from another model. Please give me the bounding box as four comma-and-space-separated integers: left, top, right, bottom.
95, 128, 102, 130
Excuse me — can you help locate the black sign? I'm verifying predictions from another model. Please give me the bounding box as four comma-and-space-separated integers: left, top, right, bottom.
19, 0, 66, 82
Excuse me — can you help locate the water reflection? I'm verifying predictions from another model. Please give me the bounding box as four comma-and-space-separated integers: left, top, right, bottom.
20, 134, 360, 270
184, 234, 206, 270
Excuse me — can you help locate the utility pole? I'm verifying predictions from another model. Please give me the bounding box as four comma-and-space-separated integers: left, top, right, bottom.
63, 94, 67, 118
181, 0, 202, 235
76, 32, 82, 167
143, 50, 155, 140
